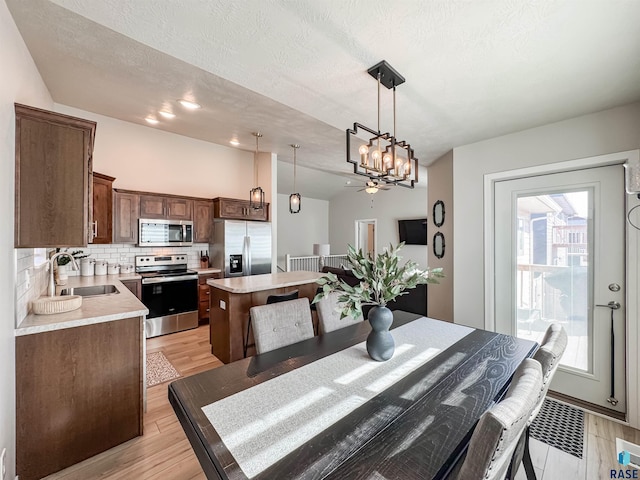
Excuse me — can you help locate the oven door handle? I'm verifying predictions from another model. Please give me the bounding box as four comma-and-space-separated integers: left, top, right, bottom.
142, 274, 198, 284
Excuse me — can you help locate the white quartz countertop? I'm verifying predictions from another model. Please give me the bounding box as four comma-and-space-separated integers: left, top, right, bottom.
16, 274, 148, 336
206, 271, 324, 294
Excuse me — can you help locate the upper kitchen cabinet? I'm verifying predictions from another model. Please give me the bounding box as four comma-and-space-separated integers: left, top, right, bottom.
139, 194, 192, 221
15, 104, 96, 247
213, 197, 269, 222
194, 200, 213, 243
113, 190, 139, 244
91, 172, 115, 244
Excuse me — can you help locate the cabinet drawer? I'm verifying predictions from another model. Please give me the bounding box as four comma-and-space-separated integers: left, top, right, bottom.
198, 284, 211, 301
198, 300, 211, 320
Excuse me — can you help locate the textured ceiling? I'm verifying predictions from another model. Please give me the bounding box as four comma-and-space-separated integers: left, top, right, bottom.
7, 0, 640, 199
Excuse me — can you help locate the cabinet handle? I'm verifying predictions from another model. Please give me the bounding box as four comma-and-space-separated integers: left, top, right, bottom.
206, 308, 210, 312
206, 290, 210, 295
94, 221, 98, 238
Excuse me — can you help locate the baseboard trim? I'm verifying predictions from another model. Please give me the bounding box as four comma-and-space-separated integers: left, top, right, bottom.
548, 391, 626, 422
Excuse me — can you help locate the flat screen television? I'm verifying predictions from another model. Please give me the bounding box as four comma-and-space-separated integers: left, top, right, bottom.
398, 218, 428, 245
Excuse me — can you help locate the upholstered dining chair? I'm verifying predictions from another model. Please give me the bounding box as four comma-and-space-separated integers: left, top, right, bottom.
316, 291, 362, 334
250, 297, 314, 354
513, 323, 568, 480
243, 290, 299, 357
454, 358, 543, 480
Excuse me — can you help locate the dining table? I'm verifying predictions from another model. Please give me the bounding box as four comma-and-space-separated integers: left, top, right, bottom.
168, 310, 538, 480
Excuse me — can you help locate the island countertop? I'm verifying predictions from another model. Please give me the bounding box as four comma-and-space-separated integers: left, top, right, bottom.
206, 271, 324, 294
16, 274, 148, 336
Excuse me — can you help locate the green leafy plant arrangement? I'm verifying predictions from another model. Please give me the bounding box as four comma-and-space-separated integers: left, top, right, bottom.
313, 243, 444, 320
55, 248, 89, 266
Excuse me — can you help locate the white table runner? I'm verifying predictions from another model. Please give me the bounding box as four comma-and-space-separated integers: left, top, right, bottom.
202, 317, 473, 478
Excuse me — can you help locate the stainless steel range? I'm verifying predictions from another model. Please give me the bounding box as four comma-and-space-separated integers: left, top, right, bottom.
136, 254, 198, 338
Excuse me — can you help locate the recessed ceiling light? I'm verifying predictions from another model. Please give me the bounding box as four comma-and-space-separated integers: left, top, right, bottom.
229, 139, 240, 146
145, 117, 159, 125
158, 111, 176, 119
178, 99, 201, 110
345, 180, 352, 185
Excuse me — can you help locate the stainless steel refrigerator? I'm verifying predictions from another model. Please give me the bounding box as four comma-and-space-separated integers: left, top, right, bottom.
211, 220, 272, 277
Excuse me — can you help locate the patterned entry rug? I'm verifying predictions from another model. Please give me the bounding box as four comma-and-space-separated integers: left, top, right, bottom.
530, 398, 585, 459
146, 351, 181, 387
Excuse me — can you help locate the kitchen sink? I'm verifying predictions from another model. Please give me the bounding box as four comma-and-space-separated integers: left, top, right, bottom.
60, 284, 120, 297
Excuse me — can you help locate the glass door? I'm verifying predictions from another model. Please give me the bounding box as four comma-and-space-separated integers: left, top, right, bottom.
494, 165, 625, 413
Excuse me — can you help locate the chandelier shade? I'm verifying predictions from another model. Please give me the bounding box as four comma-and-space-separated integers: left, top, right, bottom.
346, 60, 418, 188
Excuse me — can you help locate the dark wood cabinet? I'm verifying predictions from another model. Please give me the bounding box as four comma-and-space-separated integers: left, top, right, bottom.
213, 197, 269, 222
140, 194, 192, 220
14, 103, 96, 247
198, 272, 222, 324
16, 317, 143, 480
91, 172, 115, 244
194, 200, 213, 243
121, 279, 142, 299
113, 190, 139, 244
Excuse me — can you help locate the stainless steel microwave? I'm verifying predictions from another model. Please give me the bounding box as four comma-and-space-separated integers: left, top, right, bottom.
138, 219, 193, 247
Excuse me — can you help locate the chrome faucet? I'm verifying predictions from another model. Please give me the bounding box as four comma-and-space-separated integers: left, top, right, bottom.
48, 252, 79, 297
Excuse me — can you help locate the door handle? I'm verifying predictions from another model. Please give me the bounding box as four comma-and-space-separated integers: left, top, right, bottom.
596, 300, 621, 406
596, 301, 621, 310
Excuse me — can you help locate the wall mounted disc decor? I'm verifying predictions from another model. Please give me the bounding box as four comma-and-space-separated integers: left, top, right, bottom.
433, 232, 445, 259
433, 200, 445, 227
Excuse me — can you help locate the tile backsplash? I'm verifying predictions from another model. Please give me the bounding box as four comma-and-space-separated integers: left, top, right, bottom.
63, 243, 211, 274
16, 249, 50, 326
15, 243, 211, 326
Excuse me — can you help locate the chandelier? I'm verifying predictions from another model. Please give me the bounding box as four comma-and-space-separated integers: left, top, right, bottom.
249, 132, 265, 210
289, 144, 301, 213
346, 60, 418, 188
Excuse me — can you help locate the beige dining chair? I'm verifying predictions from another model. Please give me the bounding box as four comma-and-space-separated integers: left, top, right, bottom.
515, 323, 568, 480
316, 291, 362, 334
454, 358, 543, 480
250, 297, 315, 354
243, 290, 299, 357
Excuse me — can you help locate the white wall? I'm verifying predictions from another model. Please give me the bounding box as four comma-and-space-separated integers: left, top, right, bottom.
453, 102, 640, 329
276, 194, 329, 268
53, 104, 256, 199
328, 186, 429, 269
1, 1, 53, 477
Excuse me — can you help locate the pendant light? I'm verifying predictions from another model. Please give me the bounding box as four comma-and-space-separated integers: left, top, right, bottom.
250, 132, 265, 210
346, 60, 418, 188
289, 144, 301, 213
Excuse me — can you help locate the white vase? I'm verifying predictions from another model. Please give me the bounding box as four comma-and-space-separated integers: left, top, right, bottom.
56, 264, 68, 284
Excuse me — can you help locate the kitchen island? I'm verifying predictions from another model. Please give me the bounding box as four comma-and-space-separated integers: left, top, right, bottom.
15, 275, 148, 480
206, 271, 323, 363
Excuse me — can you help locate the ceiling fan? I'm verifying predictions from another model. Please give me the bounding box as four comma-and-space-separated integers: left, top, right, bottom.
346, 180, 391, 194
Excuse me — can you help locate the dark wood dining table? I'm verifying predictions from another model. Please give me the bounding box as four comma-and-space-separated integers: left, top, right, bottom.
168, 311, 537, 480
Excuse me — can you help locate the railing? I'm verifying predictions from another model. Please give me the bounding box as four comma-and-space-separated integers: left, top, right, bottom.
285, 254, 349, 272
516, 263, 587, 324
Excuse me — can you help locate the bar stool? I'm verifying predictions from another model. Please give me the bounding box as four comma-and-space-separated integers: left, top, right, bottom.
243, 290, 299, 358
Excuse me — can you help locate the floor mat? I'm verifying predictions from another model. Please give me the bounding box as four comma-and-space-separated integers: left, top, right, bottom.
146, 351, 181, 387
530, 398, 584, 459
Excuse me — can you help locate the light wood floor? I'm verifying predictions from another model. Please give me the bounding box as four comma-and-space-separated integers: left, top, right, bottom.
43, 325, 639, 479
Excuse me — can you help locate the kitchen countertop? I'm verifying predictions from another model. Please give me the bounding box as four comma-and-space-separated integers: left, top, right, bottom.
192, 267, 223, 275
206, 271, 324, 294
16, 274, 148, 336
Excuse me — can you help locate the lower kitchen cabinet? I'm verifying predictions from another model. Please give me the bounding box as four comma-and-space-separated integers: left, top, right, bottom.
16, 317, 143, 480
121, 279, 142, 299
199, 272, 222, 323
